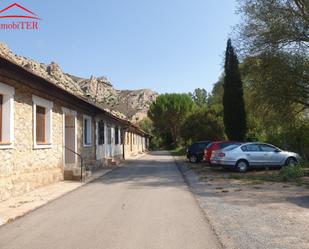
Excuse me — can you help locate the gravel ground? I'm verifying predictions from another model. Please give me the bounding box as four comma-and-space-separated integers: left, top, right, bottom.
176, 158, 309, 249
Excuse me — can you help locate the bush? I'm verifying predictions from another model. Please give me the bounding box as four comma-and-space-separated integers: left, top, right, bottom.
181, 107, 224, 143
277, 165, 306, 181
169, 147, 186, 156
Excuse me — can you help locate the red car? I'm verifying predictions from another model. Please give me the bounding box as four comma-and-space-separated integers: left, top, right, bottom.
204, 141, 241, 163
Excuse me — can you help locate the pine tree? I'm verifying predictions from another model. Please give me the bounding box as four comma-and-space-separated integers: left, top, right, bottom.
223, 39, 247, 141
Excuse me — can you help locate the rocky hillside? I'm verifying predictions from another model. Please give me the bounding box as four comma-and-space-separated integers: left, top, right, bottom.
0, 43, 158, 122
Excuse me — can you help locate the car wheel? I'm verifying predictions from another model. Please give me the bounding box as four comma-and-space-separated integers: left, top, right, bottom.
285, 157, 298, 167
235, 160, 249, 173
189, 155, 198, 163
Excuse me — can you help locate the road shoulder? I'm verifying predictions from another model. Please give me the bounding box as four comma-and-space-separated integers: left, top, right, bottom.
173, 156, 309, 249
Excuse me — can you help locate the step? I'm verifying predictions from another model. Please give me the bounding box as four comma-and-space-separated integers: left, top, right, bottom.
64, 168, 91, 181
107, 158, 118, 167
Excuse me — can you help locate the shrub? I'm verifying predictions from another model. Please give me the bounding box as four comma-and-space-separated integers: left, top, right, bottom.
277, 165, 306, 181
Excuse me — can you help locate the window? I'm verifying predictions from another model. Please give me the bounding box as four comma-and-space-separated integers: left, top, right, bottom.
98, 120, 105, 145
119, 128, 122, 145
260, 144, 278, 152
223, 145, 240, 151
198, 143, 208, 150
206, 143, 212, 149
115, 126, 119, 144
0, 83, 14, 148
219, 142, 236, 149
33, 95, 53, 149
107, 125, 112, 144
83, 115, 92, 146
241, 144, 260, 152
36, 106, 46, 144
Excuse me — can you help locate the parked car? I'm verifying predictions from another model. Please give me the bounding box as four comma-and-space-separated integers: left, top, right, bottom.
187, 141, 210, 163
204, 141, 241, 163
210, 142, 301, 172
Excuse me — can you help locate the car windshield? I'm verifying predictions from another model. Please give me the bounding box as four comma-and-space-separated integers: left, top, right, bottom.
223, 144, 240, 151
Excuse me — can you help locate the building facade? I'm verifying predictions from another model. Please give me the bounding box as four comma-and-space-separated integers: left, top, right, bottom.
0, 56, 148, 202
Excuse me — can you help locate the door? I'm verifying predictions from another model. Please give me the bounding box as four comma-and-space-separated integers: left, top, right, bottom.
259, 144, 285, 166
242, 144, 263, 166
64, 114, 76, 167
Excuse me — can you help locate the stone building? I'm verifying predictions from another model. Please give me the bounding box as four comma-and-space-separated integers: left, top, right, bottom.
124, 126, 149, 159
0, 55, 149, 202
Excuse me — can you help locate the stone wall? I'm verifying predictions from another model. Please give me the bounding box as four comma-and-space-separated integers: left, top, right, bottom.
0, 72, 98, 201
76, 113, 96, 169
0, 79, 64, 201
124, 131, 147, 159
0, 63, 148, 201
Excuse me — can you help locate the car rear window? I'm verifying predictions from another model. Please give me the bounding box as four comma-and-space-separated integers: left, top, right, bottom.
219, 142, 235, 149
206, 143, 213, 149
198, 144, 206, 149
198, 143, 209, 149
223, 145, 240, 151
190, 144, 198, 150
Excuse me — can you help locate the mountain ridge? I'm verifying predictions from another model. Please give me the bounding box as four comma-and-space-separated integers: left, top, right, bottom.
0, 42, 158, 122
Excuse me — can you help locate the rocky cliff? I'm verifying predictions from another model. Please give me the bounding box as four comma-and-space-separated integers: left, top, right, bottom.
0, 43, 158, 122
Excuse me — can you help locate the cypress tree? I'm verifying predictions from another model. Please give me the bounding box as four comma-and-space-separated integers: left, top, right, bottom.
223, 39, 247, 141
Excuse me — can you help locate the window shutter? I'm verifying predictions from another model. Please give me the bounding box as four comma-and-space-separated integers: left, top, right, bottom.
0, 95, 2, 142
36, 106, 46, 144
98, 121, 105, 145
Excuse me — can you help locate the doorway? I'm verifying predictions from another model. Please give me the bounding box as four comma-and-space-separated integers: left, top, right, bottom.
64, 113, 77, 167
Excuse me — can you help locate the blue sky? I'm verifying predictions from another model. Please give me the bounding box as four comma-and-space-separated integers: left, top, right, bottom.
0, 0, 239, 94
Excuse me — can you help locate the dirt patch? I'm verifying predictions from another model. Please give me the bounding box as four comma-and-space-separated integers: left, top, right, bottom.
179, 159, 309, 249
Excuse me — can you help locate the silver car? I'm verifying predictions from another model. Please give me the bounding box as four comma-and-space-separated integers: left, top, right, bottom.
210, 143, 301, 172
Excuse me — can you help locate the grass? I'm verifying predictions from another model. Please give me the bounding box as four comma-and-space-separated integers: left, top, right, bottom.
302, 161, 309, 168
230, 164, 309, 186
169, 147, 186, 156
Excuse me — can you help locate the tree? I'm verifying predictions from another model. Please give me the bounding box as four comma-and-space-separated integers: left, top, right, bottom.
236, 0, 309, 157
242, 52, 309, 110
189, 88, 208, 107
223, 39, 247, 141
237, 0, 309, 54
137, 117, 153, 135
148, 93, 195, 145
237, 0, 309, 110
137, 117, 164, 149
181, 107, 225, 143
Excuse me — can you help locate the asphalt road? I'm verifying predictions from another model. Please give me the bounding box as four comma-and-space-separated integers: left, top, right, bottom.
0, 151, 221, 249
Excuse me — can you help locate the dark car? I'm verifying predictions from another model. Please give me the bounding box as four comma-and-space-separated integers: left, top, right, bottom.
204, 141, 242, 164
187, 141, 210, 163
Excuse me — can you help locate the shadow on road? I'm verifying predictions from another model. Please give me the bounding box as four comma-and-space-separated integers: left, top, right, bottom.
92, 151, 188, 189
